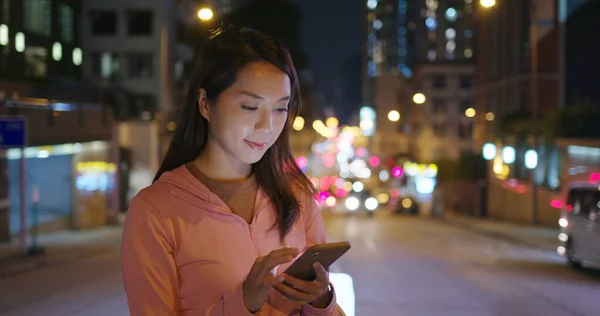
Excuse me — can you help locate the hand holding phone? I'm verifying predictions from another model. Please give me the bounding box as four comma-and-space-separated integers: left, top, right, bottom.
284, 241, 351, 281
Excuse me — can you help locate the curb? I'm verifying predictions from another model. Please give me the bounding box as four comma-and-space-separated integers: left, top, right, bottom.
431, 216, 557, 252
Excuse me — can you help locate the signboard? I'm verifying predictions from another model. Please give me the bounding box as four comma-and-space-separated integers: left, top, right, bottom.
0, 116, 27, 148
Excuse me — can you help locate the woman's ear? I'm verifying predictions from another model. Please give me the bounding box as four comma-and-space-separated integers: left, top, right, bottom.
198, 88, 210, 121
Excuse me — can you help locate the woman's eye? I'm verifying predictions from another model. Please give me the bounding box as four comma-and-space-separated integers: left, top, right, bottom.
275, 108, 289, 112
242, 105, 258, 111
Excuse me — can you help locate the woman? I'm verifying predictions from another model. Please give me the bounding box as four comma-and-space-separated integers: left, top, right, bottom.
121, 25, 342, 316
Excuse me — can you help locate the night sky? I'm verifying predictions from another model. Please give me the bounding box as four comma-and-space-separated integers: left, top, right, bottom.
296, 0, 364, 123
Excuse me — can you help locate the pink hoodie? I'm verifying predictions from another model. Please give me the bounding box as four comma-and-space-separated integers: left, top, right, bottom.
121, 165, 342, 316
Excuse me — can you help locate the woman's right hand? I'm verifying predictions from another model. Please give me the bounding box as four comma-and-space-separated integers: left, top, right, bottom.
242, 247, 299, 313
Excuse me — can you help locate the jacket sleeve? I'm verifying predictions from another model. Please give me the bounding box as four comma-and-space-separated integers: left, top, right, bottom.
121, 195, 256, 316
300, 195, 344, 316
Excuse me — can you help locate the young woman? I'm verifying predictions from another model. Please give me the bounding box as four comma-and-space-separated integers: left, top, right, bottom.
121, 25, 343, 316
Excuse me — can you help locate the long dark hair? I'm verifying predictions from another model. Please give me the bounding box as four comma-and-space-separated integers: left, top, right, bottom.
155, 25, 316, 239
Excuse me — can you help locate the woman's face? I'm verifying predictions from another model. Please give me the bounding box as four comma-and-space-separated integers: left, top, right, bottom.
199, 61, 291, 166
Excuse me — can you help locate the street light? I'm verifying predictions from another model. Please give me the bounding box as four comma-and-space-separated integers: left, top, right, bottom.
465, 108, 476, 118
387, 110, 400, 122
197, 8, 214, 21
480, 0, 496, 8
412, 93, 426, 104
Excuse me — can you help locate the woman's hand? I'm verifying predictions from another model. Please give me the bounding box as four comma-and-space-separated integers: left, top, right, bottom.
273, 262, 332, 308
242, 248, 299, 313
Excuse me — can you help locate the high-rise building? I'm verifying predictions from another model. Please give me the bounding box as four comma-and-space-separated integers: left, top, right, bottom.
363, 0, 476, 162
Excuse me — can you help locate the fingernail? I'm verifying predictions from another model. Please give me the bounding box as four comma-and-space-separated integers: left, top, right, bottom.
313, 262, 320, 268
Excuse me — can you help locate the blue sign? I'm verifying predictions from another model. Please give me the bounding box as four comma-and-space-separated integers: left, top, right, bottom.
0, 117, 27, 148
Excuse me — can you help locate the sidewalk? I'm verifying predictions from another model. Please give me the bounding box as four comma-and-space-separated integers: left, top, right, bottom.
436, 211, 560, 252
0, 224, 123, 278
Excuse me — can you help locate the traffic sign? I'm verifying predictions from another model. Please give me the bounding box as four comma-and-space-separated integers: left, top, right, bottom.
0, 116, 27, 148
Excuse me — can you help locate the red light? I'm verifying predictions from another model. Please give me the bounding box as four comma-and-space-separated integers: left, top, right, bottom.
386, 158, 395, 167
590, 173, 600, 182
318, 191, 330, 201
516, 185, 526, 194
550, 199, 562, 209
369, 156, 380, 167
335, 188, 348, 198
390, 189, 400, 198
319, 177, 330, 191
392, 166, 403, 178
295, 156, 308, 168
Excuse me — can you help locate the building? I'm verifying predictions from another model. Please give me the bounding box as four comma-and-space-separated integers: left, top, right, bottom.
0, 0, 119, 240
81, 0, 201, 199
363, 0, 476, 163
476, 0, 600, 225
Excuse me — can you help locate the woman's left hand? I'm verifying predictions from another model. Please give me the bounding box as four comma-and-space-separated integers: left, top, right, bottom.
274, 262, 332, 308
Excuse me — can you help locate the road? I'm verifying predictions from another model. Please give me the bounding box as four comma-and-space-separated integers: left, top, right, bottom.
0, 212, 599, 316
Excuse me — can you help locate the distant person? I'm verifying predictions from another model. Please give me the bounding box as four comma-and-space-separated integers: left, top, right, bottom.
121, 25, 342, 315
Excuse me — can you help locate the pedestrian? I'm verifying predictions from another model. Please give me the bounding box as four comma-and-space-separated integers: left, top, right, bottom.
121, 25, 343, 316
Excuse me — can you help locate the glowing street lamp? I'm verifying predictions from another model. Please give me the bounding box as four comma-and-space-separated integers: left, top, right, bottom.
480, 0, 496, 8
197, 8, 214, 21
412, 93, 426, 104
387, 110, 400, 122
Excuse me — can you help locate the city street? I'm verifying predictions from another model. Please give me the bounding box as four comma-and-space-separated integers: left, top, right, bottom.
1, 212, 599, 316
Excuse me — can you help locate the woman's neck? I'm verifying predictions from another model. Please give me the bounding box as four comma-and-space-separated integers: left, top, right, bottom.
193, 141, 252, 182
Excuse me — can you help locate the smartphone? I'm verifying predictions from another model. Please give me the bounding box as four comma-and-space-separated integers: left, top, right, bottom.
283, 242, 351, 281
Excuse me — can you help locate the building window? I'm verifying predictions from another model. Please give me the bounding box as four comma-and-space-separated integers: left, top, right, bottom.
91, 52, 119, 79
59, 4, 74, 43
459, 75, 473, 89
1, 0, 9, 23
432, 75, 446, 89
127, 10, 153, 36
90, 11, 117, 36
126, 53, 153, 78
24, 46, 47, 78
23, 0, 51, 37
459, 122, 473, 139
459, 100, 473, 112
432, 98, 446, 115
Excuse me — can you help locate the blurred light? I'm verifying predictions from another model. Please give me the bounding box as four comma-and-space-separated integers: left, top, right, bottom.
558, 218, 568, 228
345, 197, 360, 211
356, 147, 368, 157
480, 0, 496, 8
359, 119, 374, 130
343, 181, 353, 192
402, 198, 412, 208
365, 197, 378, 211
387, 110, 400, 122
367, 0, 378, 10
373, 19, 383, 30
335, 188, 348, 198
379, 170, 390, 181
557, 246, 566, 256
52, 42, 62, 61
550, 199, 563, 209
359, 168, 371, 179
502, 146, 516, 164
482, 143, 496, 160
0, 24, 8, 46
325, 196, 337, 207
390, 189, 400, 198
392, 166, 403, 178
369, 156, 380, 167
558, 233, 568, 242
293, 116, 305, 131
376, 193, 389, 204
296, 156, 308, 168
167, 121, 177, 132
352, 181, 364, 192
413, 93, 426, 104
464, 48, 473, 58
323, 154, 335, 168
445, 28, 456, 39
15, 32, 25, 52
465, 108, 476, 118
310, 177, 319, 187
326, 117, 339, 128
319, 191, 330, 201
197, 8, 214, 21
485, 112, 495, 121
525, 150, 538, 169
445, 8, 457, 21
590, 173, 600, 182
425, 17, 437, 30
416, 178, 435, 194
313, 120, 325, 132
72, 47, 83, 66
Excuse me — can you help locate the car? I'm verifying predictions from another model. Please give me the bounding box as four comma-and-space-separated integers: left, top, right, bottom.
557, 181, 600, 270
